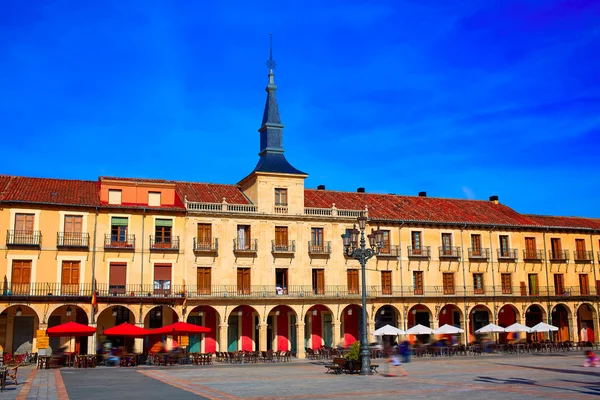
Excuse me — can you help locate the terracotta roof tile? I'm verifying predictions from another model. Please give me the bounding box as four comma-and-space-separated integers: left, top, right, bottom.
175, 182, 250, 205
99, 176, 172, 184
304, 189, 541, 227
0, 176, 99, 206
524, 215, 600, 230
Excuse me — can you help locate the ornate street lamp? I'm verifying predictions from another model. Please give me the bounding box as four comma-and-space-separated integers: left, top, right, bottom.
341, 215, 384, 375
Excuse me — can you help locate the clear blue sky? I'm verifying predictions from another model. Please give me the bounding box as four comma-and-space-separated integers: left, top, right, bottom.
1, 1, 599, 217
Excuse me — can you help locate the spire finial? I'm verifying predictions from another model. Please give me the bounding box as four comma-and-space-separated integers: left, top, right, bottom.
266, 33, 277, 70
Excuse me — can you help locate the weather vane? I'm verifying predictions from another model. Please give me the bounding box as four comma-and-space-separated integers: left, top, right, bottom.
266, 33, 277, 70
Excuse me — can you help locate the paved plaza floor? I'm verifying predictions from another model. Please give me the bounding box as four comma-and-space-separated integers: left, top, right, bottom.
3, 353, 600, 400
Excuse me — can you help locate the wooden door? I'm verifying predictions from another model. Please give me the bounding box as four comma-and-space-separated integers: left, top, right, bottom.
528, 274, 538, 295
313, 269, 324, 294
473, 273, 484, 294
275, 226, 288, 249
443, 273, 455, 294
501, 273, 512, 294
197, 267, 211, 295
237, 268, 250, 295
471, 235, 481, 256
311, 228, 324, 248
442, 233, 452, 255
61, 261, 80, 295
499, 235, 509, 257
197, 224, 212, 247
12, 260, 31, 294
551, 238, 562, 259
14, 213, 34, 232
347, 270, 359, 294
381, 230, 390, 254
64, 215, 83, 245
381, 271, 392, 295
525, 237, 536, 258
575, 239, 586, 260
413, 271, 423, 295
411, 231, 422, 254
554, 274, 564, 295
580, 274, 590, 295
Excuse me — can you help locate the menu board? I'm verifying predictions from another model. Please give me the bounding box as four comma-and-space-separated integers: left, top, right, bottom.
179, 335, 189, 346
36, 329, 49, 349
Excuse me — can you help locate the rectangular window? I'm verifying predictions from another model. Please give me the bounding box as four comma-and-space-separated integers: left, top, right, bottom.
275, 268, 288, 295
580, 274, 590, 295
551, 238, 562, 259
111, 217, 129, 245
274, 188, 288, 206
14, 213, 34, 232
411, 231, 422, 254
528, 274, 539, 295
109, 262, 127, 295
154, 264, 172, 295
471, 234, 482, 256
443, 273, 455, 295
311, 227, 324, 252
197, 267, 211, 295
11, 260, 31, 295
61, 261, 80, 295
441, 233, 452, 255
554, 274, 565, 295
413, 271, 423, 295
237, 268, 251, 295
63, 215, 84, 246
525, 237, 537, 258
473, 273, 484, 294
154, 219, 173, 247
108, 189, 122, 205
499, 235, 509, 257
312, 269, 324, 295
347, 270, 359, 294
501, 273, 512, 294
381, 271, 392, 295
196, 223, 212, 249
575, 239, 587, 260
274, 226, 288, 249
237, 225, 251, 249
380, 230, 391, 254
148, 191, 161, 207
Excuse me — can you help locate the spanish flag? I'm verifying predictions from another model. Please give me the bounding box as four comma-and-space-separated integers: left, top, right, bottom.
182, 280, 187, 311
91, 290, 97, 310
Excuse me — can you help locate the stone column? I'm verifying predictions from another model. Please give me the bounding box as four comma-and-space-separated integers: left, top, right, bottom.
464, 308, 470, 346
569, 307, 576, 343
332, 322, 341, 348
296, 322, 305, 359
259, 324, 267, 352
219, 323, 228, 352
88, 323, 98, 355
134, 323, 144, 353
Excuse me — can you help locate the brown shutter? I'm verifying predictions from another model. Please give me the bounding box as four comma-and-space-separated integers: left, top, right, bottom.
197, 224, 212, 243
580, 275, 589, 295
381, 271, 392, 295
109, 263, 127, 285
154, 264, 172, 281
525, 238, 536, 257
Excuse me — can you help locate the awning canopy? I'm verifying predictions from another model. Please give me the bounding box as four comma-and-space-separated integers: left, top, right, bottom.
406, 324, 433, 335
530, 322, 559, 333
475, 323, 506, 334
152, 322, 210, 335
103, 322, 151, 338
433, 324, 464, 334
372, 324, 405, 336
504, 322, 533, 333
47, 321, 96, 337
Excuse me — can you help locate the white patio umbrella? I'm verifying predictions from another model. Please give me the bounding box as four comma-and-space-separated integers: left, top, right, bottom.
433, 324, 465, 335
530, 322, 558, 332
406, 324, 434, 335
372, 324, 405, 336
504, 322, 533, 333
475, 323, 505, 334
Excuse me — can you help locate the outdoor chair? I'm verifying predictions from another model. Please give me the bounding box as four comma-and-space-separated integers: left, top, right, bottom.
5, 365, 18, 386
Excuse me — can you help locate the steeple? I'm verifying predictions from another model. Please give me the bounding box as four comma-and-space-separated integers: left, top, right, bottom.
252, 34, 306, 176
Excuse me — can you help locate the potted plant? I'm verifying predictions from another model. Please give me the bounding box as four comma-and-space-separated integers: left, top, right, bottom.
344, 341, 360, 373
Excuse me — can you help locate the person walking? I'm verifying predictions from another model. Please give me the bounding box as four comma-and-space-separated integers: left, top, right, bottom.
385, 348, 407, 377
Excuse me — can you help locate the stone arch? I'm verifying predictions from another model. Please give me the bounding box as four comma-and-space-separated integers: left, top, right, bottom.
186, 305, 220, 353
551, 303, 572, 342
576, 303, 597, 343
0, 304, 43, 322
469, 304, 493, 342
47, 304, 90, 324
438, 303, 463, 328
96, 304, 140, 324
142, 305, 180, 327
340, 304, 362, 346
0, 305, 41, 353
227, 305, 260, 352
406, 304, 432, 328
305, 304, 335, 349
498, 304, 520, 343
374, 304, 401, 329
46, 304, 90, 353
265, 305, 298, 352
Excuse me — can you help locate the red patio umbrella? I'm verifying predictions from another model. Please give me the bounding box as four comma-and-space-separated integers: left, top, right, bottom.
152, 321, 210, 335
103, 322, 151, 338
47, 321, 96, 337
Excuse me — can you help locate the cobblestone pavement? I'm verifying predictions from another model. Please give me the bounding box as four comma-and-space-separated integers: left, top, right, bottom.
5, 354, 600, 400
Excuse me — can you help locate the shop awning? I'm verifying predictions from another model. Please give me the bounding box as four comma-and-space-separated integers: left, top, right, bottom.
103, 322, 151, 338
152, 322, 210, 335
47, 321, 96, 337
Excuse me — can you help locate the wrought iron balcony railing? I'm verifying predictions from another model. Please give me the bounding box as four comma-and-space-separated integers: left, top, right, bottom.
193, 238, 218, 252
308, 241, 331, 255
573, 250, 592, 262
6, 230, 42, 247
0, 282, 94, 296
497, 248, 518, 260
104, 234, 135, 249
233, 238, 258, 253
549, 250, 569, 262
377, 245, 400, 257
468, 248, 489, 260
523, 250, 544, 261
439, 246, 461, 259
272, 240, 295, 253
149, 235, 180, 251
56, 232, 89, 248
407, 246, 431, 258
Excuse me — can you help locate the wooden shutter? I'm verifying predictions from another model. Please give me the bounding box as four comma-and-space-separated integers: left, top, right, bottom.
61, 261, 80, 295
381, 230, 390, 254
554, 274, 564, 295
580, 274, 589, 295
596, 280, 600, 296
347, 270, 359, 294
237, 268, 250, 294
15, 213, 34, 232
501, 274, 512, 294
525, 237, 536, 258
520, 281, 527, 296
313, 269, 325, 294
154, 264, 172, 281
197, 267, 211, 295
12, 260, 31, 294
529, 274, 538, 295
413, 271, 423, 295
443, 273, 454, 294
64, 215, 83, 233
275, 226, 288, 246
442, 233, 452, 254
575, 239, 586, 260
499, 235, 509, 256
197, 224, 212, 244
109, 263, 127, 294
471, 235, 481, 255
551, 238, 561, 258
381, 271, 392, 295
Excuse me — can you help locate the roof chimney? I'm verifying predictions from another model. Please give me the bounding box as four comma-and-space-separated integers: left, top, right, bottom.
418, 191, 427, 197
489, 195, 499, 204
357, 187, 365, 193
317, 185, 326, 190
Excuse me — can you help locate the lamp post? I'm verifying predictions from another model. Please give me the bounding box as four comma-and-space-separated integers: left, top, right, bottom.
341, 215, 384, 375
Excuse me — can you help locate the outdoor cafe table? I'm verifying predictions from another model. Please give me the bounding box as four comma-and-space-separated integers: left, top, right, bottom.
75, 355, 96, 368
120, 354, 138, 367
37, 355, 51, 369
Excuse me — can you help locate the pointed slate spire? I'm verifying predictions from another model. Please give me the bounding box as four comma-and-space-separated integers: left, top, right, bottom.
252, 34, 306, 175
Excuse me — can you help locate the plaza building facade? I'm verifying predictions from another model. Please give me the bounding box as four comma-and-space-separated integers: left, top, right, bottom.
1, 67, 599, 359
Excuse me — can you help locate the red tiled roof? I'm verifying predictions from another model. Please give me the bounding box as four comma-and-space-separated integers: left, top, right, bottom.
0, 176, 99, 206
304, 189, 542, 227
175, 182, 250, 205
99, 176, 173, 184
524, 215, 600, 230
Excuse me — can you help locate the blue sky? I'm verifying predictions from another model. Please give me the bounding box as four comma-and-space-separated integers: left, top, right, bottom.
1, 0, 599, 217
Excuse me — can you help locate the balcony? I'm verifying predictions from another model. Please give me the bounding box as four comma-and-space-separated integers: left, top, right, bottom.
468, 248, 490, 261
439, 246, 461, 259
0, 282, 93, 297
308, 241, 331, 255
233, 239, 258, 254
523, 250, 544, 261
6, 230, 42, 247
57, 232, 89, 248
549, 250, 569, 262
407, 246, 431, 259
193, 238, 218, 253
104, 234, 135, 250
149, 236, 180, 251
573, 250, 593, 263
272, 240, 295, 254
377, 245, 400, 257
497, 248, 518, 261
274, 205, 288, 214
